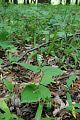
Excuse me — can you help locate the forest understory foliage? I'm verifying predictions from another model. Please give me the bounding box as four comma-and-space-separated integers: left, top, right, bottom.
0, 4, 80, 120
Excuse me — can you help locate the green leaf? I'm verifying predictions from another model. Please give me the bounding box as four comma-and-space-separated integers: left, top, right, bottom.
18, 63, 40, 73
0, 99, 22, 120
0, 58, 3, 65
0, 113, 12, 120
21, 84, 40, 103
73, 55, 78, 64
66, 75, 77, 88
74, 102, 80, 108
41, 66, 63, 77
0, 99, 10, 113
50, 34, 55, 39
66, 106, 72, 111
40, 74, 54, 86
0, 41, 16, 50
75, 109, 80, 113
35, 103, 43, 120
39, 85, 51, 100
3, 79, 14, 92
12, 114, 23, 120
8, 55, 19, 63
40, 66, 62, 85
21, 84, 51, 103
0, 112, 22, 120
48, 32, 57, 54
66, 92, 72, 108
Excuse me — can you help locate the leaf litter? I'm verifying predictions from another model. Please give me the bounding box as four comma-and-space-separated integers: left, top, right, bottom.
0, 4, 80, 120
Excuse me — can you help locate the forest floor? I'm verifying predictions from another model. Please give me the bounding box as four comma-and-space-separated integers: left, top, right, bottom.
0, 4, 80, 120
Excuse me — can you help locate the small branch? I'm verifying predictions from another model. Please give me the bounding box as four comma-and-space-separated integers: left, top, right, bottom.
1, 42, 50, 68
1, 33, 79, 68
17, 33, 76, 62
18, 42, 50, 62
56, 70, 80, 81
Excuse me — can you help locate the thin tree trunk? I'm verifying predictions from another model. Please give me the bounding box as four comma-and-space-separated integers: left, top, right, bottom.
13, 0, 18, 4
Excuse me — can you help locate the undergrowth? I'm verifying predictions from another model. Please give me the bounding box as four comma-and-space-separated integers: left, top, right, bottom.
0, 4, 80, 120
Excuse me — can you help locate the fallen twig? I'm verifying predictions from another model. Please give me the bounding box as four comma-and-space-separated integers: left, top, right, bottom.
1, 33, 79, 68
1, 42, 50, 68
18, 42, 50, 61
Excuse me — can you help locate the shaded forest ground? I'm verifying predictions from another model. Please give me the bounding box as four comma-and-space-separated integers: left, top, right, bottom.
0, 4, 80, 120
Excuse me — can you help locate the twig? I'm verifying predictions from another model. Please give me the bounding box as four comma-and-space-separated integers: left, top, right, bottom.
1, 33, 78, 68
56, 70, 80, 81
18, 33, 77, 61
18, 42, 50, 62
1, 42, 50, 68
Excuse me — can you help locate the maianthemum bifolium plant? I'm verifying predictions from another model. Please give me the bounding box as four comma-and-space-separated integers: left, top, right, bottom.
0, 3, 80, 120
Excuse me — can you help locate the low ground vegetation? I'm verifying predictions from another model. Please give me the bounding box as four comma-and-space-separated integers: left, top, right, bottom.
0, 4, 80, 120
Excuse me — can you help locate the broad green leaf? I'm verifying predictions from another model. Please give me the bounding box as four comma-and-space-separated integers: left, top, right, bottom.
66, 106, 72, 111
0, 41, 16, 50
40, 74, 54, 86
75, 109, 80, 113
18, 63, 40, 73
40, 66, 62, 85
21, 84, 40, 103
41, 66, 63, 77
35, 103, 43, 120
3, 79, 14, 92
1, 113, 12, 120
66, 75, 77, 88
0, 112, 23, 120
0, 113, 12, 120
39, 85, 51, 100
21, 84, 51, 103
0, 99, 10, 113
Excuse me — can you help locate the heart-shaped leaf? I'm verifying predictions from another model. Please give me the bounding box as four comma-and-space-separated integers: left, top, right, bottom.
21, 84, 51, 103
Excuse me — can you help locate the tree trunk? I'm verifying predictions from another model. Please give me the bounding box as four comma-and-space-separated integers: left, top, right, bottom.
5, 0, 9, 2
13, 0, 18, 4
66, 0, 70, 4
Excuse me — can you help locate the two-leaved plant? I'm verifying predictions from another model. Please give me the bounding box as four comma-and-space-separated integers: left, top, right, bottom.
18, 62, 63, 120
